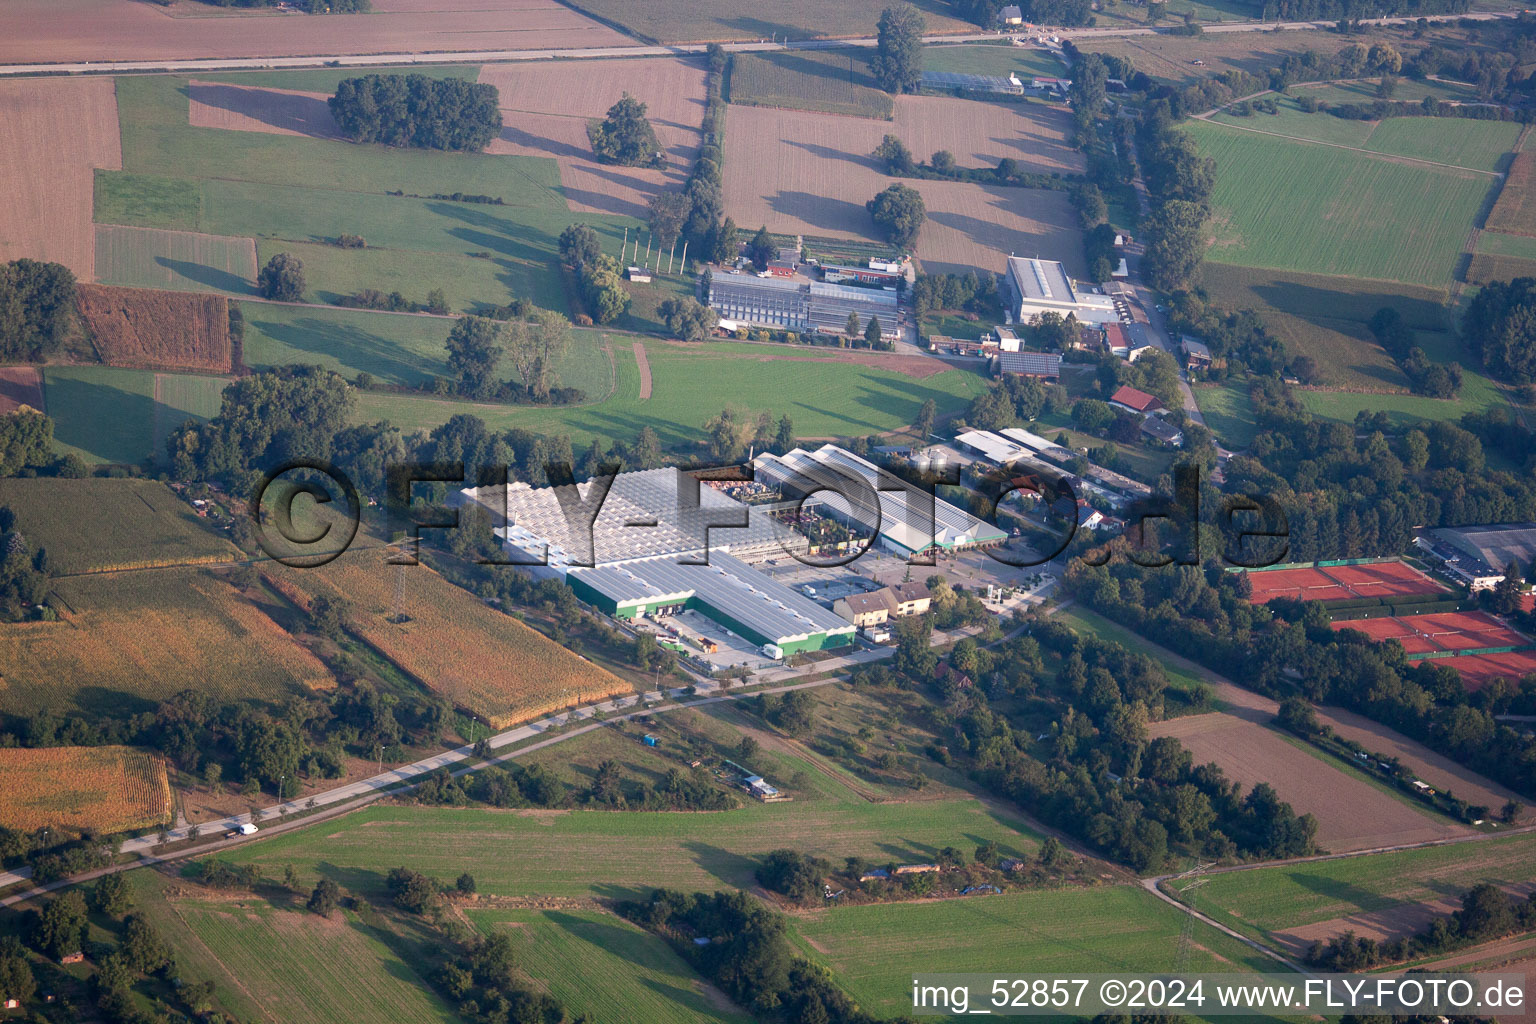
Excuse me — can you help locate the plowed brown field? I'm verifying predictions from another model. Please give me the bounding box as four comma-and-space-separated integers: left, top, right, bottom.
188, 79, 339, 138
1149, 712, 1473, 852
0, 367, 45, 416
2, 0, 627, 64
0, 77, 121, 281
477, 59, 709, 218
77, 284, 234, 373
722, 101, 1083, 274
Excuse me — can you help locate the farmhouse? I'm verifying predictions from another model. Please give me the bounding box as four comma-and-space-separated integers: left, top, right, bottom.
1001, 257, 1117, 324
1109, 385, 1163, 415
1124, 324, 1156, 362
994, 351, 1062, 381
1181, 336, 1213, 370
754, 444, 1007, 558
833, 591, 891, 628
1138, 415, 1184, 447
1417, 523, 1536, 590
997, 4, 1024, 23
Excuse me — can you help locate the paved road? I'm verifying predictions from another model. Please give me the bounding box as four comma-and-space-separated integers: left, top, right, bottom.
0, 13, 1514, 76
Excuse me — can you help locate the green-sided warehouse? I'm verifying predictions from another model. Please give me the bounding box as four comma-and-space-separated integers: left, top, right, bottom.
567, 552, 856, 657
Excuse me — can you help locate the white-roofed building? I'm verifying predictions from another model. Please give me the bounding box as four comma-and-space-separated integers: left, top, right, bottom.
753, 444, 1007, 558
1001, 257, 1118, 324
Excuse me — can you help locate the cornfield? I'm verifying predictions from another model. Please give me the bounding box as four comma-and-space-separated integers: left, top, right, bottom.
265, 550, 632, 729
0, 746, 172, 834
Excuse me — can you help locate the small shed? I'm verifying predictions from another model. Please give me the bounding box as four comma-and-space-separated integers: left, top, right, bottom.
626, 266, 652, 283
59, 952, 84, 965
642, 734, 658, 747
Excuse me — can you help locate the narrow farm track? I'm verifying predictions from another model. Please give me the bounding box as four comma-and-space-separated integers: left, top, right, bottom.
632, 340, 652, 400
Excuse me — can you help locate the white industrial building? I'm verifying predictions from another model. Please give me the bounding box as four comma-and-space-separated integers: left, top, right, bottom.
753, 444, 1007, 558
1001, 257, 1118, 324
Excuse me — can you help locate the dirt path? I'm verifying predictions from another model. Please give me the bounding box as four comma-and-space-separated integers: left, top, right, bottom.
632, 340, 652, 400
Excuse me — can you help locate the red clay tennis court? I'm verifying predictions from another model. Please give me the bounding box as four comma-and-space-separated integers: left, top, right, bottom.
1245, 561, 1448, 604
1332, 611, 1536, 687
1444, 651, 1536, 689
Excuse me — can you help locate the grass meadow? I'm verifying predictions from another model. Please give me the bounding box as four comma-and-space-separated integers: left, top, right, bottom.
1180, 833, 1536, 946
251, 240, 526, 315
0, 477, 237, 573
789, 886, 1279, 1018
43, 366, 228, 464
1191, 379, 1259, 449
468, 908, 751, 1024
354, 338, 989, 448
728, 49, 894, 119
1188, 119, 1497, 287
219, 797, 1042, 900
921, 44, 1068, 80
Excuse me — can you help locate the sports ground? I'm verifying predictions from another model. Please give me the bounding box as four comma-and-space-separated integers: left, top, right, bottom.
1332, 609, 1536, 689
1242, 560, 1449, 604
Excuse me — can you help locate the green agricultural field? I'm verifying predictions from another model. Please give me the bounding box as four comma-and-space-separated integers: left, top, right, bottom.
1208, 101, 1379, 147
169, 898, 458, 1024
353, 339, 988, 449
253, 240, 525, 314
1182, 833, 1536, 947
555, 0, 973, 43
1292, 76, 1480, 107
790, 886, 1278, 1019
220, 798, 1042, 900
1189, 119, 1496, 287
468, 908, 751, 1024
94, 224, 257, 295
1192, 379, 1259, 449
921, 44, 1067, 80
0, 478, 238, 574
242, 305, 616, 396
94, 169, 202, 231
1198, 263, 1455, 391
1476, 230, 1536, 258
728, 49, 894, 119
43, 366, 228, 465
1365, 117, 1521, 173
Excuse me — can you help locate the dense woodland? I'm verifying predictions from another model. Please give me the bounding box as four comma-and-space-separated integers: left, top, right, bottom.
328, 75, 502, 151
849, 616, 1317, 870
0, 259, 79, 364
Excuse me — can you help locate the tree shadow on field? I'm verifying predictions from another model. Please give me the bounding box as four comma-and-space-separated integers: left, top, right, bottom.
682, 841, 759, 891
155, 257, 255, 296
71, 686, 157, 720
1244, 277, 1450, 332
766, 192, 873, 237
783, 139, 879, 171
247, 315, 441, 388
719, 15, 804, 40
1285, 869, 1399, 915
542, 909, 664, 970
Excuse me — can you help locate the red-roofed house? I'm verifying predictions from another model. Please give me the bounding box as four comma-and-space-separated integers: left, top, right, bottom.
1109, 385, 1162, 415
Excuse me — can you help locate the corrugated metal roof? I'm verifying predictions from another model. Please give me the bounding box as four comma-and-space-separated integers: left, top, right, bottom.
569, 551, 854, 643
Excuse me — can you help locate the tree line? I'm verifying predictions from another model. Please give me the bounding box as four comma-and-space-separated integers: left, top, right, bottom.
0, 259, 79, 363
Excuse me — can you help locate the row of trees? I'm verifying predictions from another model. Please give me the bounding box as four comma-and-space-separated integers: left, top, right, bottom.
1309, 883, 1536, 969
328, 74, 502, 151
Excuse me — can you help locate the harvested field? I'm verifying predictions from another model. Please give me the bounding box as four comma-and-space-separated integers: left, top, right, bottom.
1274, 882, 1536, 956
0, 367, 44, 416
1242, 559, 1448, 604
1487, 151, 1536, 237
187, 80, 339, 139
1, 0, 628, 64
0, 569, 335, 718
0, 746, 171, 835
476, 59, 709, 218
1467, 251, 1536, 286
0, 77, 121, 281
95, 224, 258, 295
1313, 705, 1533, 823
1331, 610, 1532, 656
263, 549, 633, 727
1148, 712, 1471, 852
722, 101, 1081, 274
77, 284, 234, 373
0, 477, 239, 575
